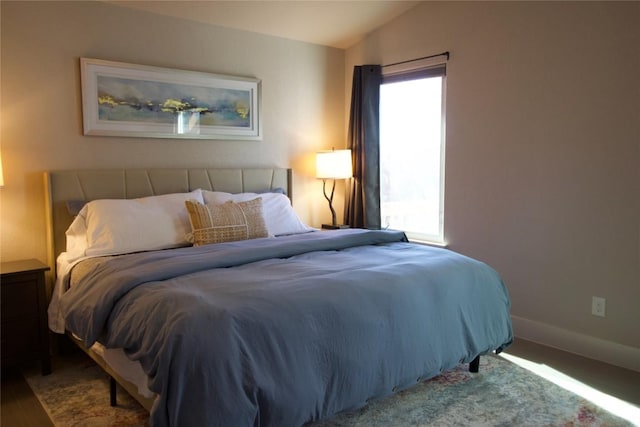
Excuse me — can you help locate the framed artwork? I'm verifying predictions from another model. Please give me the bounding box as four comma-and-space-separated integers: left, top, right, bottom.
80, 58, 261, 140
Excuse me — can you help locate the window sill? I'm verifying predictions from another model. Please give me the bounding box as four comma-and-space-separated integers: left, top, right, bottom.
407, 238, 448, 249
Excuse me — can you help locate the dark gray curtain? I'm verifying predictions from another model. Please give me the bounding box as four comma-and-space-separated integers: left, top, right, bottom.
344, 65, 382, 229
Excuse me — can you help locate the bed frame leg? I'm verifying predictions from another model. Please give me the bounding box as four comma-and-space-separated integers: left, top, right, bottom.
469, 355, 480, 373
110, 377, 117, 406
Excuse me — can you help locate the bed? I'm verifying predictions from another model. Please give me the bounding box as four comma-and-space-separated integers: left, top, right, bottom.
45, 167, 513, 427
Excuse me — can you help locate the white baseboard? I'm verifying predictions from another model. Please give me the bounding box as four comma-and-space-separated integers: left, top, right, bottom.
511, 315, 640, 373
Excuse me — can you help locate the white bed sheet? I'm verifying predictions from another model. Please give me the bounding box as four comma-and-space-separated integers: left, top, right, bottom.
90, 340, 155, 399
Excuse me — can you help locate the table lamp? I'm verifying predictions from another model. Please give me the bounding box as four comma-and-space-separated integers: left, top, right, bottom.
316, 149, 352, 229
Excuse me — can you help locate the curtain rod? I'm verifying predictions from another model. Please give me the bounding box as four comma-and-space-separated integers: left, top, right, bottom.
382, 51, 450, 68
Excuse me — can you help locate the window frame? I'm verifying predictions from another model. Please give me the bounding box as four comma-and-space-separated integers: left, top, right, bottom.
380, 63, 447, 245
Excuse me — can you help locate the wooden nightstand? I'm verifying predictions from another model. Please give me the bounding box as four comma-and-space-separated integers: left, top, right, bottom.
1, 259, 51, 375
321, 224, 350, 230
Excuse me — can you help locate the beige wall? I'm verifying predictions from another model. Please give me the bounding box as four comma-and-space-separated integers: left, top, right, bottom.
0, 1, 345, 263
2, 0, 638, 367
347, 1, 639, 354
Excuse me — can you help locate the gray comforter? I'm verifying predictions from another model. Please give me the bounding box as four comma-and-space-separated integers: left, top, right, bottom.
61, 229, 513, 427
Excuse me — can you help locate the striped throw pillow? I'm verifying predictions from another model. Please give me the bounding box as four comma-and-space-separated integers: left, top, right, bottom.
185, 198, 268, 246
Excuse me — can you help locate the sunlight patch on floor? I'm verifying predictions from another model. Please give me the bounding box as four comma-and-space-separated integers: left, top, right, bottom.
499, 352, 640, 426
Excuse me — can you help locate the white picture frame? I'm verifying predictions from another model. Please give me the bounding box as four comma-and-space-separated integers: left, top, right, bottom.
80, 58, 261, 140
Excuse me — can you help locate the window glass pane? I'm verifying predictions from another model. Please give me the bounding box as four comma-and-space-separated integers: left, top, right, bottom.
380, 76, 444, 242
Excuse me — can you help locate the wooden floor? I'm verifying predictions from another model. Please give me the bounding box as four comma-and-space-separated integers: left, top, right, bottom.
505, 339, 640, 406
2, 338, 639, 425
1, 367, 53, 427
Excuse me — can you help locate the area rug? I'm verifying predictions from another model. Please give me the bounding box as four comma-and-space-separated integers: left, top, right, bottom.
24, 352, 635, 427
24, 353, 148, 427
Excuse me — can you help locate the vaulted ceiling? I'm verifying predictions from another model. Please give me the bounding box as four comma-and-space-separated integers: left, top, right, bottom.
107, 1, 421, 49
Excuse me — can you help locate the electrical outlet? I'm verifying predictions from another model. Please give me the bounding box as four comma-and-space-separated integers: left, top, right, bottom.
592, 296, 606, 317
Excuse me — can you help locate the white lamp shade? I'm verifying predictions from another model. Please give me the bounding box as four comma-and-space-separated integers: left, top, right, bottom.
316, 149, 353, 179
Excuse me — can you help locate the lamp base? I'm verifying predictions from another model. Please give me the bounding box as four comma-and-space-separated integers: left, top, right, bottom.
321, 224, 350, 230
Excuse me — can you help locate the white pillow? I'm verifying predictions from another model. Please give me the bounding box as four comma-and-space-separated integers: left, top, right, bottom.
65, 211, 90, 262
202, 190, 313, 236
67, 190, 204, 258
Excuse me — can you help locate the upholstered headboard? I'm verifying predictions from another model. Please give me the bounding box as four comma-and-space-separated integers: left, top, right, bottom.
44, 168, 292, 271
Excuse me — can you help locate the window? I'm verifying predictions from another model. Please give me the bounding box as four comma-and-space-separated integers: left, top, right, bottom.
379, 64, 446, 244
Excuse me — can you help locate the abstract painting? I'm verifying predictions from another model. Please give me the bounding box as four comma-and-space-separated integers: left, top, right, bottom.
81, 58, 261, 140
